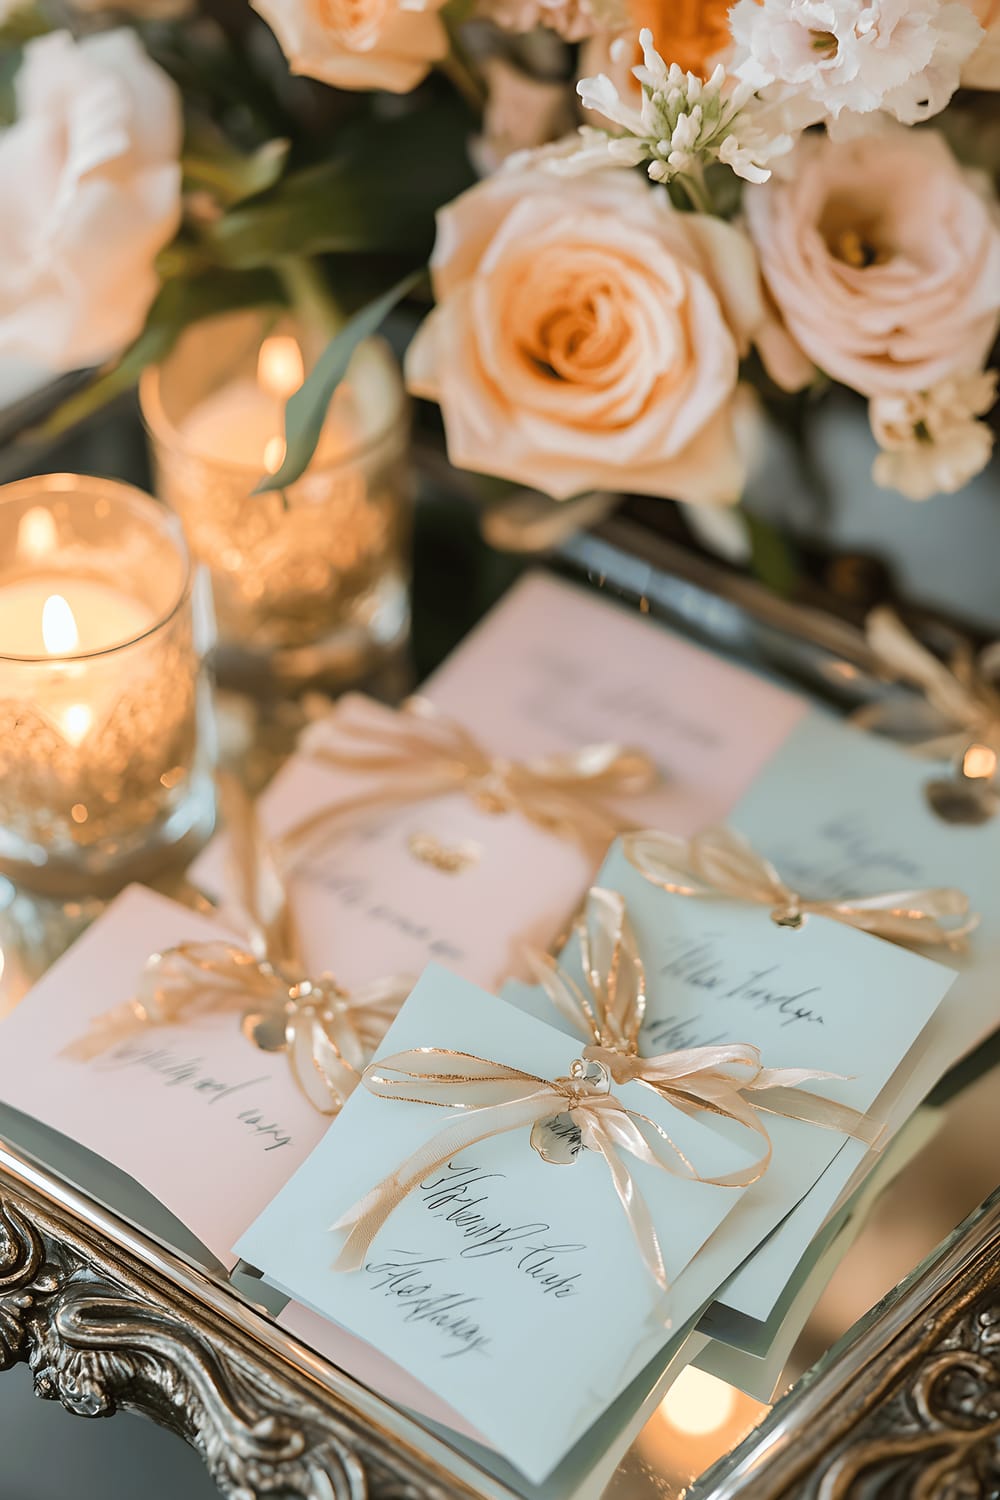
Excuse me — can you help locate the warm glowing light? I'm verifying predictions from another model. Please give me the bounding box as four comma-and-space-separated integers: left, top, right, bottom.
263, 435, 286, 474
963, 743, 997, 782
17, 506, 58, 560
257, 336, 304, 401
61, 704, 93, 747
41, 594, 79, 655
660, 1368, 737, 1437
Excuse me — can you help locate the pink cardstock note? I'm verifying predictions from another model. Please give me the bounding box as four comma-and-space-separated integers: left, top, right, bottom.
0, 886, 328, 1266
193, 571, 807, 994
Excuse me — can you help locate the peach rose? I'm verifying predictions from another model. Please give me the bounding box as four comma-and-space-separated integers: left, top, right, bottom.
252, 0, 448, 93
406, 169, 809, 505
745, 126, 1000, 399
964, 0, 1000, 85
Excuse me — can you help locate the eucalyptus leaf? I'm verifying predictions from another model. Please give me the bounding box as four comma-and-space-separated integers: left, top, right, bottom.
257, 269, 422, 494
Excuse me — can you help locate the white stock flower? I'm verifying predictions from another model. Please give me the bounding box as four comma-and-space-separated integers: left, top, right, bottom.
730, 0, 983, 130
0, 30, 181, 373
870, 372, 998, 499
562, 29, 795, 188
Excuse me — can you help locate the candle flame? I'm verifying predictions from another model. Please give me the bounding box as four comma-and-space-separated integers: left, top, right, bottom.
41, 594, 79, 655
18, 506, 58, 560
263, 435, 286, 475
258, 336, 304, 401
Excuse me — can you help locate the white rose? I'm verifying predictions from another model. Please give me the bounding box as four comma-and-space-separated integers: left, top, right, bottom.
252, 0, 448, 93
0, 30, 181, 373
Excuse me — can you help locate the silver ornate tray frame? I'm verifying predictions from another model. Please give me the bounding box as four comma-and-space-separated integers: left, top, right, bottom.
2, 516, 998, 1500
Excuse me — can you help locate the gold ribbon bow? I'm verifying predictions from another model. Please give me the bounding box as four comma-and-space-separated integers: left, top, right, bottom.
621, 826, 975, 950
524, 888, 883, 1186
64, 776, 413, 1115
334, 1048, 728, 1297
856, 607, 1000, 766
278, 693, 659, 865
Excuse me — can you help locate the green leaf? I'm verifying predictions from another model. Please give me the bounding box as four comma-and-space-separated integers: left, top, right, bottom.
182, 133, 290, 208
257, 269, 422, 494
744, 512, 800, 598
204, 99, 475, 269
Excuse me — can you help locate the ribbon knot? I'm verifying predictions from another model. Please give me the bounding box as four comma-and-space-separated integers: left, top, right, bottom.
64, 775, 413, 1115
858, 608, 1000, 763
621, 826, 975, 950
279, 693, 659, 865
524, 886, 884, 1187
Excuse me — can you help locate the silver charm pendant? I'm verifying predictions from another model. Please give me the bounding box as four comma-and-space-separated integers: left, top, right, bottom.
530, 1113, 583, 1164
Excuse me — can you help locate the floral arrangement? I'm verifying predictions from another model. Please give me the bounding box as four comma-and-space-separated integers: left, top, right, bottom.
1, 0, 998, 509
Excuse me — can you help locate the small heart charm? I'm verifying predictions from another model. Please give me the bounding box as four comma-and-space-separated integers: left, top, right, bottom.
530, 1113, 583, 1165
241, 1011, 288, 1052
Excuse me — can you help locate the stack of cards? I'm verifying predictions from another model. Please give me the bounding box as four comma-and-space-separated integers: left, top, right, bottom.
0, 570, 997, 1493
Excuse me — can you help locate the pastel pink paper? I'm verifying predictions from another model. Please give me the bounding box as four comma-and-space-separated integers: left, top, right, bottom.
425, 571, 809, 834
0, 886, 328, 1265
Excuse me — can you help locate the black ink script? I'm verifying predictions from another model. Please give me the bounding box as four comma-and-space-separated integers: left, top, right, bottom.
363, 1251, 492, 1358
418, 1163, 585, 1296
97, 1042, 294, 1150
658, 935, 826, 1028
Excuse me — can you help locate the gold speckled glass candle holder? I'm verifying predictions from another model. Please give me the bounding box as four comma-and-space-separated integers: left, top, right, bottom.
0, 474, 216, 897
140, 308, 412, 694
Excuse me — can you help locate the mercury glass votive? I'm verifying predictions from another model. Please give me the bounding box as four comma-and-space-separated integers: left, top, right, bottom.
0, 475, 216, 897
140, 308, 412, 693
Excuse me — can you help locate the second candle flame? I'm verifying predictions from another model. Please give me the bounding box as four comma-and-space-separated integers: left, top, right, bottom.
42, 594, 80, 655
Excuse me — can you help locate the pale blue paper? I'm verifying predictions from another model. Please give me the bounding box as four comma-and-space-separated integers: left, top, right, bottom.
712, 708, 1000, 1324
502, 836, 955, 1344
236, 966, 760, 1484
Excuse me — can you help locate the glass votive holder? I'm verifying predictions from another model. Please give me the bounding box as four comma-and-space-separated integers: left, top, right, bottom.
139, 308, 412, 694
0, 475, 216, 898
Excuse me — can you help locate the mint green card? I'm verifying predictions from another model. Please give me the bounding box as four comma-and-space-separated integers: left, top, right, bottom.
712, 708, 1000, 1325
235, 966, 760, 1484
502, 834, 955, 1345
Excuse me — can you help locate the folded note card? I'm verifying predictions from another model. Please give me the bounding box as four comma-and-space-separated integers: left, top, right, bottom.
502, 839, 955, 1348
237, 966, 761, 1483
193, 571, 808, 992
0, 886, 328, 1265
710, 709, 1000, 1325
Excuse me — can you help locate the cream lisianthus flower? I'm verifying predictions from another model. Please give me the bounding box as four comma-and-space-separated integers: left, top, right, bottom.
0, 30, 181, 373
745, 126, 1000, 399
870, 373, 998, 500
251, 0, 448, 92
730, 0, 983, 129
405, 168, 809, 506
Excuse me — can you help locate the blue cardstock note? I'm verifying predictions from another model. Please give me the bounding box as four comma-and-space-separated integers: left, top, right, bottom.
502, 836, 955, 1346
709, 708, 1000, 1326
235, 966, 762, 1484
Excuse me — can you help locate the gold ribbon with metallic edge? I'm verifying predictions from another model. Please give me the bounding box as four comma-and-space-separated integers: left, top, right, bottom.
523, 887, 884, 1186
622, 826, 975, 950
63, 776, 413, 1115
855, 607, 1000, 764
278, 692, 659, 866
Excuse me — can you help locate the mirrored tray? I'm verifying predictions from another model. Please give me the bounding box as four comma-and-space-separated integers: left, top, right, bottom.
0, 431, 998, 1500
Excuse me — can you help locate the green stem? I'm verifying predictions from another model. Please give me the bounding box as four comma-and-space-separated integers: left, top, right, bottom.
437, 43, 487, 116
276, 256, 342, 338
678, 170, 715, 215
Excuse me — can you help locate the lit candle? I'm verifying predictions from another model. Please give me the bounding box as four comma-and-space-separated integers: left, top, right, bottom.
140, 308, 410, 689
0, 475, 214, 896
177, 335, 351, 478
